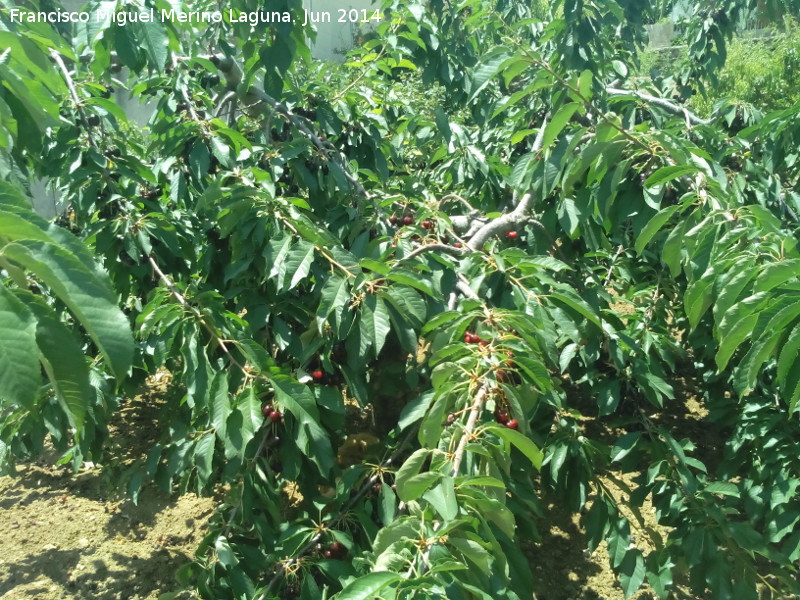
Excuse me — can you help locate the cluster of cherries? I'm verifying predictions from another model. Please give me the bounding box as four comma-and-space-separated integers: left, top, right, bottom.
323, 541, 347, 559
463, 331, 489, 346
261, 404, 283, 423
388, 214, 436, 230
494, 406, 519, 430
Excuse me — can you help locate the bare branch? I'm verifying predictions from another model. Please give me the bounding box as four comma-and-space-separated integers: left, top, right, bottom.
51, 50, 97, 148
398, 243, 469, 263
466, 193, 536, 251
606, 87, 714, 126
451, 384, 491, 476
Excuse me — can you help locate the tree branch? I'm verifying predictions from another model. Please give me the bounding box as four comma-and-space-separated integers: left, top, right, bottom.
606, 87, 714, 126
450, 383, 491, 476
398, 243, 469, 263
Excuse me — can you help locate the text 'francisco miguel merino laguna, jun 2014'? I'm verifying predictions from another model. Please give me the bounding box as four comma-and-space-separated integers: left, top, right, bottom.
7, 8, 371, 27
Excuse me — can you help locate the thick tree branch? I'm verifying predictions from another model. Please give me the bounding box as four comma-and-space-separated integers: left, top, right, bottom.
606, 87, 714, 126
466, 192, 536, 250
464, 116, 547, 251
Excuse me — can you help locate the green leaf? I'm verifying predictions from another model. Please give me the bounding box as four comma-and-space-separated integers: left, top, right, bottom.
578, 69, 593, 100
387, 270, 439, 298
331, 572, 401, 600
271, 374, 334, 475
15, 290, 91, 430
548, 290, 602, 328
643, 165, 698, 188
635, 204, 683, 255
513, 355, 552, 391
2, 240, 132, 379
468, 47, 511, 102
448, 537, 492, 575
395, 448, 429, 483
383, 286, 426, 326
361, 294, 391, 358
133, 17, 168, 71
619, 549, 646, 598
317, 275, 350, 332
209, 371, 231, 442
487, 424, 543, 470
715, 313, 758, 371
611, 432, 641, 462
214, 536, 239, 569
542, 102, 581, 149
0, 285, 40, 408
423, 477, 458, 520
397, 471, 444, 502
685, 275, 714, 330
705, 482, 739, 497
194, 433, 215, 489
753, 259, 800, 294
397, 391, 434, 431
777, 323, 800, 389
285, 241, 315, 291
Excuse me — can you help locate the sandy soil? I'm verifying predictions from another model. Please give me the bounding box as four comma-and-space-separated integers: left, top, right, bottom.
0, 458, 216, 600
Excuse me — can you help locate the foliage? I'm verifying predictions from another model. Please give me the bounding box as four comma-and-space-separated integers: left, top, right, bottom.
1, 0, 800, 599
689, 18, 800, 115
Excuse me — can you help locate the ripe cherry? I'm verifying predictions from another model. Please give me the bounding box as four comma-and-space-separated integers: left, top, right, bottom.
464, 332, 480, 344
507, 231, 518, 239
262, 404, 273, 417
312, 370, 324, 381
495, 409, 510, 425
389, 215, 398, 225
421, 220, 433, 230
478, 339, 489, 347
506, 419, 519, 430
329, 541, 346, 558
324, 550, 333, 559
269, 410, 282, 423
453, 242, 463, 248
402, 215, 414, 226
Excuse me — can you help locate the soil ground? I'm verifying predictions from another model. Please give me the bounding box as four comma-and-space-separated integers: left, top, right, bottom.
0, 460, 216, 600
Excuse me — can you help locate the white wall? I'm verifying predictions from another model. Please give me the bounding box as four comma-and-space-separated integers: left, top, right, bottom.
305, 0, 380, 61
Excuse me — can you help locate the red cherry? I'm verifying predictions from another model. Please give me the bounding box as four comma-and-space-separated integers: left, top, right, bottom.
495, 409, 510, 424
506, 419, 519, 430
324, 550, 333, 558
329, 541, 346, 558
389, 215, 398, 225
478, 339, 489, 347
464, 332, 473, 343
269, 410, 282, 423
402, 216, 414, 225
507, 231, 518, 239
262, 404, 273, 417
312, 370, 324, 381
421, 220, 433, 229
453, 242, 463, 248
